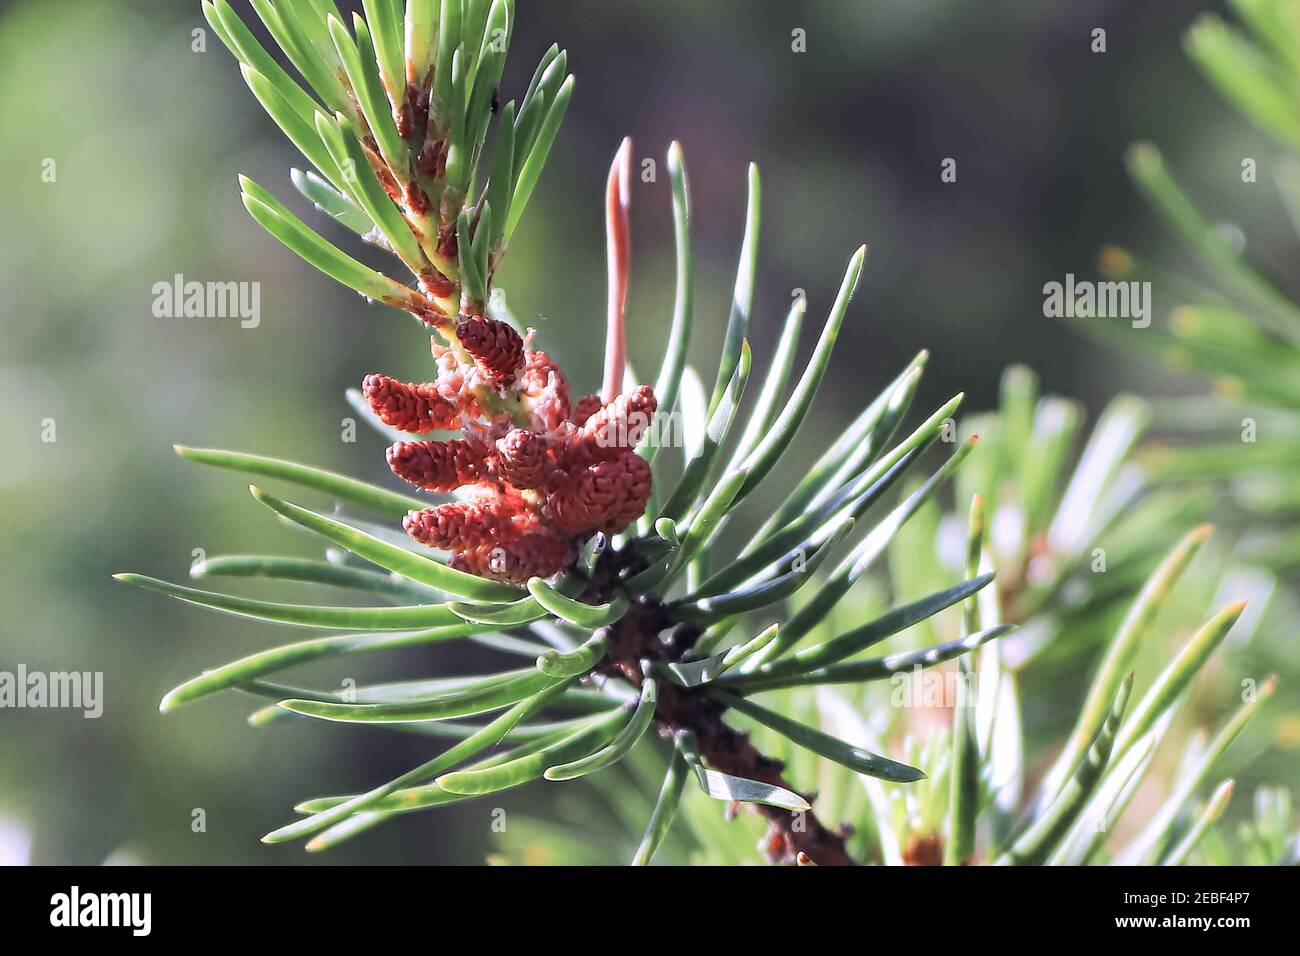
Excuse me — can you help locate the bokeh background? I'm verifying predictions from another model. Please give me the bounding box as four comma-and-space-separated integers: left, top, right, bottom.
0, 0, 1292, 863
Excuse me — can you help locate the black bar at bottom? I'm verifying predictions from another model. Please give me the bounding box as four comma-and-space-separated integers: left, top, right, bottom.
0, 865, 1285, 941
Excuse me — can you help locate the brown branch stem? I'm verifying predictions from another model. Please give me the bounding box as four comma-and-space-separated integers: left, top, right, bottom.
598, 597, 856, 866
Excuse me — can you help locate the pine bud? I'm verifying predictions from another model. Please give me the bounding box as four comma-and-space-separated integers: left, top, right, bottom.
456, 315, 525, 384
362, 373, 459, 433
549, 450, 653, 534
387, 437, 494, 492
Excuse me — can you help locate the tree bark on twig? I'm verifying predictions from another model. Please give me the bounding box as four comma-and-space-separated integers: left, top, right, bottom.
597, 596, 856, 866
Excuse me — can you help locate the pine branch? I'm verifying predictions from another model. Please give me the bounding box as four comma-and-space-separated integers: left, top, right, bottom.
113, 1, 1288, 868
596, 596, 855, 865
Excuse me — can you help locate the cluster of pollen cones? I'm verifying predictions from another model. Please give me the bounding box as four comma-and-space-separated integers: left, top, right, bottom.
364, 314, 656, 583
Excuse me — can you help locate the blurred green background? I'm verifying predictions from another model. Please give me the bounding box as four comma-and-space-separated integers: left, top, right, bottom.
0, 0, 1292, 864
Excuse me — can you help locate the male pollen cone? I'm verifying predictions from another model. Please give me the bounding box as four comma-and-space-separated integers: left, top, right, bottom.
572, 393, 603, 426
450, 531, 572, 584
455, 315, 524, 384
363, 373, 459, 433
579, 384, 657, 461
372, 329, 658, 584
388, 437, 494, 492
496, 428, 552, 489
404, 496, 531, 551
550, 450, 653, 533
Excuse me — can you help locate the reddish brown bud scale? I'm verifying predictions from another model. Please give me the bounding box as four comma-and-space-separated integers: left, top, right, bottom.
402, 83, 431, 144
363, 373, 460, 433
420, 271, 456, 300
422, 141, 447, 179
372, 153, 404, 203
387, 437, 495, 492
408, 302, 447, 329
395, 103, 414, 141
405, 182, 431, 219
437, 222, 457, 259
450, 531, 573, 584
549, 450, 653, 534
